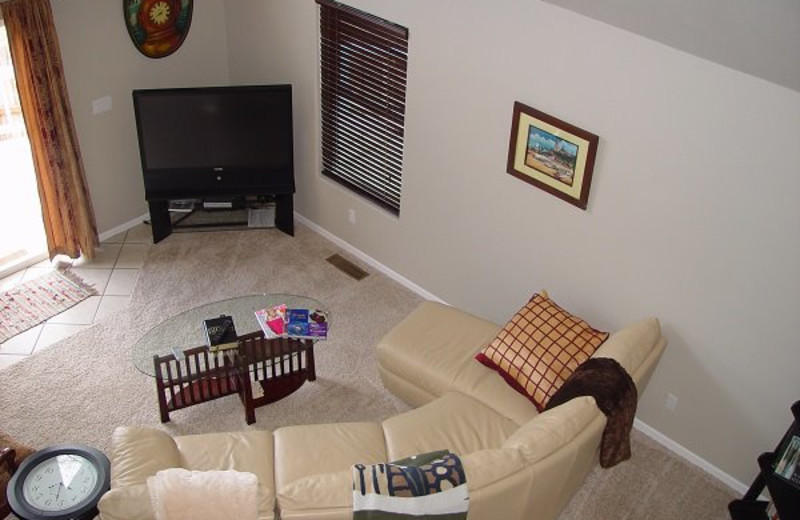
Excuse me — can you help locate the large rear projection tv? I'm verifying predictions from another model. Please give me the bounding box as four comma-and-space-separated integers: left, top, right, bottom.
132, 84, 295, 200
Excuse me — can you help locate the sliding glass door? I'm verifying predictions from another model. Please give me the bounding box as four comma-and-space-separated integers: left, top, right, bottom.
0, 15, 46, 278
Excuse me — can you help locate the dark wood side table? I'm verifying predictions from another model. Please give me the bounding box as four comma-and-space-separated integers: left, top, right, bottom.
729, 400, 800, 520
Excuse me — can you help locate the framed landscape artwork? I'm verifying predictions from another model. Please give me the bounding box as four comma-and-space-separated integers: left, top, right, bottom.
506, 101, 599, 210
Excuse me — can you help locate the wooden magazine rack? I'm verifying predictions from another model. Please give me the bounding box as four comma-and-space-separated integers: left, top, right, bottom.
153, 331, 315, 424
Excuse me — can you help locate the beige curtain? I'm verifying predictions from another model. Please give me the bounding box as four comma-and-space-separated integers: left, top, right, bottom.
1, 0, 98, 260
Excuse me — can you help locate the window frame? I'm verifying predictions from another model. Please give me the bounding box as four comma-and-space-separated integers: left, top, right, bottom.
317, 0, 409, 215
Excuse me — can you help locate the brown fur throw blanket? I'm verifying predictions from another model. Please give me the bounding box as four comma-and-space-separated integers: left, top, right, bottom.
545, 357, 637, 468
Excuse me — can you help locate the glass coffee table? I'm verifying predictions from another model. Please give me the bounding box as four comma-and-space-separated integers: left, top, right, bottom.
132, 294, 327, 424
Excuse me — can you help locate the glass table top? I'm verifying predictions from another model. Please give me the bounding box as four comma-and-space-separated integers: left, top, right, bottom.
132, 294, 325, 377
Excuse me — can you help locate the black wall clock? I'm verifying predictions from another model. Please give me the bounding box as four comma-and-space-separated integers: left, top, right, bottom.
7, 445, 110, 520
124, 0, 194, 58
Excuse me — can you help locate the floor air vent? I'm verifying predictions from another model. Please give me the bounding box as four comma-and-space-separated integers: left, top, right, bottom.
326, 254, 369, 281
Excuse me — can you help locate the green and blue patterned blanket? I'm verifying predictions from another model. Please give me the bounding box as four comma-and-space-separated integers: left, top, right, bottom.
352, 450, 468, 520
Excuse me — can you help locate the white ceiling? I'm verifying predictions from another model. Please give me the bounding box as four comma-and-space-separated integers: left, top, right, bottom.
541, 0, 800, 93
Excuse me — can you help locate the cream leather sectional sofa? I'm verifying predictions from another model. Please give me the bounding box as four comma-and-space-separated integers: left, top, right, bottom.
98, 301, 666, 520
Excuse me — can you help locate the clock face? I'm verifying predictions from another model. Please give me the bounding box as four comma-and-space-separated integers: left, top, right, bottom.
22, 454, 99, 511
8, 445, 110, 520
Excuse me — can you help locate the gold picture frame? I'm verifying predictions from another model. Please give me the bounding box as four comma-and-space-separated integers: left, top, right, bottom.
507, 101, 599, 210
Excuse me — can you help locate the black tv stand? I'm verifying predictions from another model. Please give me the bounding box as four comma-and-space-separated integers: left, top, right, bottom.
147, 193, 294, 243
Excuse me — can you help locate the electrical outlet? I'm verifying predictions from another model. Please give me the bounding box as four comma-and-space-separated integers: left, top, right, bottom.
665, 393, 678, 411
92, 95, 112, 115
348, 208, 356, 225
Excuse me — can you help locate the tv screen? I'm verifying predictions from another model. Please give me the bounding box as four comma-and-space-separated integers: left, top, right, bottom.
132, 85, 294, 199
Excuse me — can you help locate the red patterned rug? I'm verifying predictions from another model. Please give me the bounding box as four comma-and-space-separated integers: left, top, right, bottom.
0, 270, 97, 343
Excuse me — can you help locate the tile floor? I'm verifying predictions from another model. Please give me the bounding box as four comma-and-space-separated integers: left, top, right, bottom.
0, 223, 152, 370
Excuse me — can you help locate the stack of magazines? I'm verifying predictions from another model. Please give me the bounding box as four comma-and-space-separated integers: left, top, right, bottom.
254, 304, 329, 340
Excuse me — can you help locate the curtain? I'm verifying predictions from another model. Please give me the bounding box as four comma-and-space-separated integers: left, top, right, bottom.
1, 0, 98, 260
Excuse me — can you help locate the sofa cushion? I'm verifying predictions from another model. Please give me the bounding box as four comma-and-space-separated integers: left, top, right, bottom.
382, 392, 519, 461
277, 469, 352, 511
377, 301, 502, 401
451, 360, 541, 426
110, 426, 183, 488
476, 293, 608, 411
377, 301, 539, 426
174, 430, 275, 518
502, 396, 600, 464
97, 484, 154, 520
273, 422, 386, 493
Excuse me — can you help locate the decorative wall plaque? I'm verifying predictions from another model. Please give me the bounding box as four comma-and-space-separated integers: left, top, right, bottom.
124, 0, 193, 59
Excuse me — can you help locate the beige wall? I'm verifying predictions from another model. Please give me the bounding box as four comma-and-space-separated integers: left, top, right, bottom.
50, 0, 230, 234
224, 0, 800, 486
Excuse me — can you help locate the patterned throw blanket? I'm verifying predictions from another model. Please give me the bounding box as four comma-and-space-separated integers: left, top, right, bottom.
352, 450, 468, 520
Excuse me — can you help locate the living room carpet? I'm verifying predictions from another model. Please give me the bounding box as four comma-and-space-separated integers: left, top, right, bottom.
0, 224, 736, 520
0, 270, 97, 343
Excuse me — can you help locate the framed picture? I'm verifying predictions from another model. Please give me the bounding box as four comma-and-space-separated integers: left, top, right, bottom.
507, 101, 599, 210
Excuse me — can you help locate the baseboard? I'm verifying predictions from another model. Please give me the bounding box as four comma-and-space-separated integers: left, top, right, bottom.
98, 213, 149, 243
634, 418, 747, 494
294, 213, 445, 304
296, 211, 749, 497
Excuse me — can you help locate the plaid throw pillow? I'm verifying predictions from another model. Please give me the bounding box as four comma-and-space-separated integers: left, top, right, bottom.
475, 292, 609, 411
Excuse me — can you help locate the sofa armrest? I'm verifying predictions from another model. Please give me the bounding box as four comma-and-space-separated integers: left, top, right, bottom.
110, 427, 182, 488
461, 448, 526, 490
503, 396, 602, 464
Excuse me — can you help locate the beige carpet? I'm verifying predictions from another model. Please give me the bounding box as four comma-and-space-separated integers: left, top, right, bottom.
0, 224, 737, 519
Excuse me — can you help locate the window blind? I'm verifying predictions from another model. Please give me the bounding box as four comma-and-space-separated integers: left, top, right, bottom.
317, 0, 409, 215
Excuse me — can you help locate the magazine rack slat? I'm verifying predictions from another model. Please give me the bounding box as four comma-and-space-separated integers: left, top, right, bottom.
153, 331, 316, 424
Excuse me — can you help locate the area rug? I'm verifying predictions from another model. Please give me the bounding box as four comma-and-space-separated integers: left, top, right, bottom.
0, 270, 97, 343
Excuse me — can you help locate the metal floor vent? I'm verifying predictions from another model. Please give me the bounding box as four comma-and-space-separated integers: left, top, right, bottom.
326, 254, 369, 281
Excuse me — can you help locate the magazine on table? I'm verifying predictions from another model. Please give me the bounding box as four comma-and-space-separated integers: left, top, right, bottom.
254, 304, 287, 339
285, 308, 329, 339
774, 434, 800, 485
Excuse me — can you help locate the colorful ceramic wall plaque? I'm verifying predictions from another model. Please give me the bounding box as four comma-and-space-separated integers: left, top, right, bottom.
124, 0, 193, 59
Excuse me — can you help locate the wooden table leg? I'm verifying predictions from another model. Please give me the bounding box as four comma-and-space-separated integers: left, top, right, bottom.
153, 355, 171, 423
306, 340, 316, 381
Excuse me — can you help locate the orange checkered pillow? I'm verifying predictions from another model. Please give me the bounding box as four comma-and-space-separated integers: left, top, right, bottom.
475, 292, 609, 411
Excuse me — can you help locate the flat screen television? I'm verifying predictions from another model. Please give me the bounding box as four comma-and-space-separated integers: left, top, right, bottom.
132, 84, 295, 200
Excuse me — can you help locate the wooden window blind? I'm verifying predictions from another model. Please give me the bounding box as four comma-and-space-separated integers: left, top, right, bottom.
317, 0, 409, 215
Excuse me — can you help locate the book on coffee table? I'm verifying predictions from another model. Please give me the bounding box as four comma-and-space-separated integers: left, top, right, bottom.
203, 314, 239, 352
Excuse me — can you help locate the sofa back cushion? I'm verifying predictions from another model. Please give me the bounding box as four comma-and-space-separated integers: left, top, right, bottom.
377, 301, 502, 403
591, 317, 661, 389
110, 426, 182, 488
502, 396, 601, 464
382, 392, 519, 461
